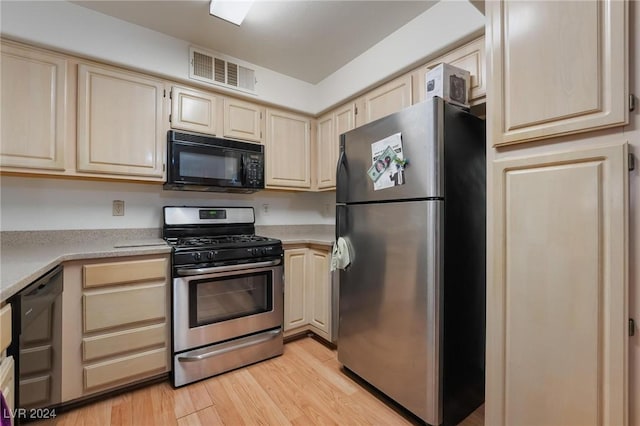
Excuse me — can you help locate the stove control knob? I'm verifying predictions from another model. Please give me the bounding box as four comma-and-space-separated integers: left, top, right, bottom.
207, 251, 214, 260
193, 252, 202, 262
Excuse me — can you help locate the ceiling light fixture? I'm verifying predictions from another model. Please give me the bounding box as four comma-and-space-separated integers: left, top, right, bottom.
209, 0, 254, 26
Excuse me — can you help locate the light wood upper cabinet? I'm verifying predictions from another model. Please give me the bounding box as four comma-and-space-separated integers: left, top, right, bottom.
413, 36, 486, 104
362, 74, 412, 125
316, 113, 335, 190
223, 97, 264, 143
315, 102, 355, 191
77, 64, 165, 179
0, 43, 69, 171
170, 85, 218, 135
486, 142, 628, 426
265, 108, 311, 189
486, 0, 628, 146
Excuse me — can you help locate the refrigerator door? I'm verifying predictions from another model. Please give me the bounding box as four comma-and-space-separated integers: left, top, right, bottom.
337, 200, 443, 425
336, 98, 444, 204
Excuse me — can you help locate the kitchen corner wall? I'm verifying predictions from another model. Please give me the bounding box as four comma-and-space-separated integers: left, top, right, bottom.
0, 176, 335, 231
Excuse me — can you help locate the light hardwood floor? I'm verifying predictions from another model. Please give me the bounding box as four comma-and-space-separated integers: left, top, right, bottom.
33, 337, 484, 425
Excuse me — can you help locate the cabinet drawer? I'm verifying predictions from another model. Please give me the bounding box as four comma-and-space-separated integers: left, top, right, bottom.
83, 283, 165, 333
83, 258, 167, 288
83, 347, 166, 391
0, 304, 11, 352
82, 323, 166, 362
21, 375, 50, 408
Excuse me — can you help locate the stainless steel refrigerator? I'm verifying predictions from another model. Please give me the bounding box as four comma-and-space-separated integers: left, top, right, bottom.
336, 97, 485, 426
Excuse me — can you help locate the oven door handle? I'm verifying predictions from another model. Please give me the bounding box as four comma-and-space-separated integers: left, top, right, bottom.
177, 328, 281, 362
175, 259, 282, 276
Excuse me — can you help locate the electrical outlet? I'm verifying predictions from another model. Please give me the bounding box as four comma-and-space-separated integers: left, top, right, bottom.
324, 203, 331, 215
112, 200, 125, 216
262, 204, 269, 214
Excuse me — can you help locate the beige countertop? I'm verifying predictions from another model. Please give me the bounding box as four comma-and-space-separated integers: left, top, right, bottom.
256, 225, 334, 248
0, 229, 170, 301
0, 225, 335, 302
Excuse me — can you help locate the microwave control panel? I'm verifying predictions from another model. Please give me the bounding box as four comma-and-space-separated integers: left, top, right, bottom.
243, 154, 264, 188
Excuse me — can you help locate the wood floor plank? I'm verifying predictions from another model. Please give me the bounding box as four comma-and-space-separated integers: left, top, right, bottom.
246, 361, 307, 422
272, 347, 381, 425
249, 358, 340, 426
285, 342, 359, 395
28, 338, 484, 426
203, 373, 248, 425
294, 337, 335, 362
219, 369, 291, 426
109, 392, 132, 426
173, 381, 212, 418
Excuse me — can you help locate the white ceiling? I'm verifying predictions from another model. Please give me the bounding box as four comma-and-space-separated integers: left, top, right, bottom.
71, 0, 438, 84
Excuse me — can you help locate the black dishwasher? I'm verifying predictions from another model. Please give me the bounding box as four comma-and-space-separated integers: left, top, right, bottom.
9, 265, 63, 423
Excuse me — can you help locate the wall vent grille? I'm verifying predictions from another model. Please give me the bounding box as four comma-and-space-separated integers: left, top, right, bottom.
189, 47, 256, 94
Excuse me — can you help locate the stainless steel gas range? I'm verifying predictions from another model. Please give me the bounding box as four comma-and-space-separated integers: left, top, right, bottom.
163, 206, 284, 387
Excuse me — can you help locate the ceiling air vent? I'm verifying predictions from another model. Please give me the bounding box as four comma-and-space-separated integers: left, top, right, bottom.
189, 47, 256, 94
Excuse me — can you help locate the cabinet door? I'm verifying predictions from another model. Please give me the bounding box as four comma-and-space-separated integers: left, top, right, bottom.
265, 109, 311, 189
223, 98, 264, 143
170, 86, 218, 135
284, 249, 308, 331
0, 43, 68, 171
487, 1, 627, 146
362, 74, 412, 124
307, 249, 331, 337
77, 64, 165, 179
0, 356, 14, 419
487, 142, 628, 426
0, 304, 11, 353
413, 36, 486, 104
316, 113, 335, 190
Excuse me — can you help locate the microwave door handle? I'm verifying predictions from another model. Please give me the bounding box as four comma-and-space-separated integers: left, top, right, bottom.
240, 154, 245, 183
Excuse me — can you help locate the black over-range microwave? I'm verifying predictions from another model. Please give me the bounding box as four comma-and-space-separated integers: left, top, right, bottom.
164, 130, 265, 193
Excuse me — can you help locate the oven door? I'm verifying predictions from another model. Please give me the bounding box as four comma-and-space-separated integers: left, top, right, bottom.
173, 260, 283, 353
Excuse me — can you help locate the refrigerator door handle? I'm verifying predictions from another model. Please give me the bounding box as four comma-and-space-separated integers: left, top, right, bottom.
335, 204, 347, 240
336, 135, 348, 203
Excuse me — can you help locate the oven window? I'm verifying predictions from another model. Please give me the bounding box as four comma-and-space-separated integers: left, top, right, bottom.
189, 271, 273, 327
179, 151, 240, 181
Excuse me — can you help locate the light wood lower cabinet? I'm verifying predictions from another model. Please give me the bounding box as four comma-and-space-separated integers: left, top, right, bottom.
0, 302, 14, 425
62, 255, 170, 402
0, 355, 14, 424
0, 304, 11, 353
284, 247, 332, 341
487, 142, 628, 426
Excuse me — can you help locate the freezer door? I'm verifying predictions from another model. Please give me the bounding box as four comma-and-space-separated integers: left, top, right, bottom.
336, 98, 443, 204
337, 200, 443, 425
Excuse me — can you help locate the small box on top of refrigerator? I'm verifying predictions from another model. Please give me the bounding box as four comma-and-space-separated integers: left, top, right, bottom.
426, 63, 471, 108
